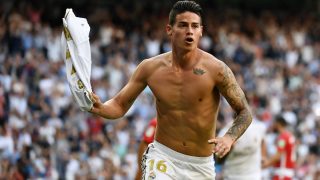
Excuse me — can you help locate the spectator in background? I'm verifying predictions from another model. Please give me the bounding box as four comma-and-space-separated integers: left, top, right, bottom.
262, 115, 296, 180
0, 124, 14, 160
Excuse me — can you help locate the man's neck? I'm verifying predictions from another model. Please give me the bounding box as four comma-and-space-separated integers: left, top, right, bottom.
171, 48, 200, 70
278, 127, 286, 134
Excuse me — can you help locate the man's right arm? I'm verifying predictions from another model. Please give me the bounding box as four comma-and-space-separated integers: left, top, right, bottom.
90, 60, 149, 119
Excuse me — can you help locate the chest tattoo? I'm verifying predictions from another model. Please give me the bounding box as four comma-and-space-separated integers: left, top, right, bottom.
193, 68, 206, 75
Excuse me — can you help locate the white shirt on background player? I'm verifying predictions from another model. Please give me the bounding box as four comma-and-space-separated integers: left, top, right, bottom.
218, 118, 267, 180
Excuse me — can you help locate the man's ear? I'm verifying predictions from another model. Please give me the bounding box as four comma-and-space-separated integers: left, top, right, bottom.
166, 24, 172, 36
200, 25, 203, 37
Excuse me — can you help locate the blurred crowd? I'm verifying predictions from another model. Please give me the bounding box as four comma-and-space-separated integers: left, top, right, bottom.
0, 0, 319, 179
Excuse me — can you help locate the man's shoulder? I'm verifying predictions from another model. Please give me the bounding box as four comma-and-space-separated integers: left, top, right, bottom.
278, 131, 291, 142
200, 50, 226, 78
200, 50, 224, 68
281, 131, 294, 140
140, 52, 171, 67
135, 52, 170, 79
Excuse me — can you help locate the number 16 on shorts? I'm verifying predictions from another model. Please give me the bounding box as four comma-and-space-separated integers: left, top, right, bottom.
145, 158, 175, 180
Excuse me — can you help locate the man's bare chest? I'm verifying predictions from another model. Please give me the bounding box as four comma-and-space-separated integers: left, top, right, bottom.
147, 68, 214, 108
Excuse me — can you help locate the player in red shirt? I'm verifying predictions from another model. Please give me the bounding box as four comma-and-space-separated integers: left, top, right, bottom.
263, 115, 296, 180
135, 118, 157, 180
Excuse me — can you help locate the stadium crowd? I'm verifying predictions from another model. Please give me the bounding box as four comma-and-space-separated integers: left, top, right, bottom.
0, 0, 319, 179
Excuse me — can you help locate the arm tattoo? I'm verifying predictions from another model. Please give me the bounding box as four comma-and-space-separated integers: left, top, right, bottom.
218, 64, 252, 141
226, 104, 252, 141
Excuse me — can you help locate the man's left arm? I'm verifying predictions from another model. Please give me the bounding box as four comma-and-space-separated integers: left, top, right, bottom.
209, 62, 252, 158
262, 152, 281, 168
263, 136, 285, 168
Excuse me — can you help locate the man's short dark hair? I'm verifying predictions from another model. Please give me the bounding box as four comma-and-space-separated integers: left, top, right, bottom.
169, 1, 203, 25
275, 115, 288, 126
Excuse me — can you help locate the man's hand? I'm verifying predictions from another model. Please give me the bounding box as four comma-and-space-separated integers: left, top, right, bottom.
89, 92, 103, 114
261, 151, 281, 169
208, 135, 234, 158
261, 156, 268, 169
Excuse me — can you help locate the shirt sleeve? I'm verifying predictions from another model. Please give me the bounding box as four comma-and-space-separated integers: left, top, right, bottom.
143, 119, 157, 144
277, 136, 286, 152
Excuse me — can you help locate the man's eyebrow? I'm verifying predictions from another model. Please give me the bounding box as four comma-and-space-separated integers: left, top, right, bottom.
177, 21, 200, 25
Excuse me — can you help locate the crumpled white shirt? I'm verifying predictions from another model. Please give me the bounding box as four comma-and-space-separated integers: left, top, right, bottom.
61, 9, 93, 111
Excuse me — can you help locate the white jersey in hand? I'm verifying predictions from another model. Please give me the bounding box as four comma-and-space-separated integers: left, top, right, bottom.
61, 9, 93, 111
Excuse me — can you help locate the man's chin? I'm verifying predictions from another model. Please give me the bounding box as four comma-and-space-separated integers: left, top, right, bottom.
182, 44, 196, 51
273, 129, 278, 133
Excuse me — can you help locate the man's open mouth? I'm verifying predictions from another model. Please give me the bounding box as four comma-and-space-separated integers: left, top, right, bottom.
185, 37, 194, 43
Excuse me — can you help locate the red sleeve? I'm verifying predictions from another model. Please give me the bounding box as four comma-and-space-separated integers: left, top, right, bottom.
143, 118, 157, 144
276, 134, 287, 153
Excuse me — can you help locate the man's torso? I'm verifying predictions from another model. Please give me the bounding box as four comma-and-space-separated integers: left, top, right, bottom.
144, 50, 222, 156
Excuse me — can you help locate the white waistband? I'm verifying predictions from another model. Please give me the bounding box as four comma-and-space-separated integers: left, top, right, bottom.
153, 141, 214, 164
274, 168, 294, 177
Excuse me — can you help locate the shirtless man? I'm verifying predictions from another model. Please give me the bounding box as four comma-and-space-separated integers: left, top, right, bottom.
90, 1, 252, 179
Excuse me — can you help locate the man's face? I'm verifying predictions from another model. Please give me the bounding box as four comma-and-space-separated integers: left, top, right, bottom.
272, 122, 279, 133
167, 12, 203, 51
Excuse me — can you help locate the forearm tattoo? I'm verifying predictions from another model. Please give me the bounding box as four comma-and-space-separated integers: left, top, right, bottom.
226, 107, 252, 141
218, 64, 252, 141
